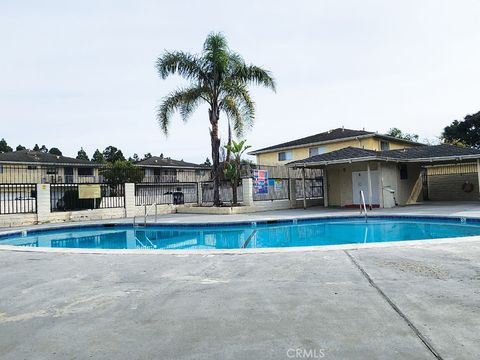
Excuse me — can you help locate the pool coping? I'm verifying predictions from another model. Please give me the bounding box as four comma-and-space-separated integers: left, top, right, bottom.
1, 214, 480, 254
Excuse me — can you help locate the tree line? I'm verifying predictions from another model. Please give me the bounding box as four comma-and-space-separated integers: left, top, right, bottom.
384, 110, 480, 148
0, 141, 214, 165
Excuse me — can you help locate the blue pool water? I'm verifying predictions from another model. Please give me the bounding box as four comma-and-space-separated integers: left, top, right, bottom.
1, 217, 480, 250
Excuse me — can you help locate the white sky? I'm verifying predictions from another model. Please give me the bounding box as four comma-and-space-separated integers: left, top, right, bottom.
1, 0, 480, 162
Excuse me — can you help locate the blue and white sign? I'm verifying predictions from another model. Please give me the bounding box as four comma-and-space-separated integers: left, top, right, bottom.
253, 170, 269, 194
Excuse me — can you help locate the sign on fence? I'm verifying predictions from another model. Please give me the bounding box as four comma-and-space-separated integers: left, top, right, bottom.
78, 184, 101, 199
274, 179, 284, 191
253, 170, 269, 194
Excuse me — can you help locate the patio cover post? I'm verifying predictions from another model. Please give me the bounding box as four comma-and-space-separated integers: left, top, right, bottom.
367, 162, 373, 209
302, 166, 307, 209
323, 166, 329, 207
477, 159, 480, 200
378, 162, 383, 208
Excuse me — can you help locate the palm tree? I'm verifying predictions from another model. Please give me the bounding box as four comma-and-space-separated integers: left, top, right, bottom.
224, 140, 251, 205
156, 32, 275, 206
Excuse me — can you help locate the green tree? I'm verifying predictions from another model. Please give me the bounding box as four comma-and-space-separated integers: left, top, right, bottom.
48, 147, 62, 156
0, 138, 12, 153
143, 153, 153, 160
131, 153, 140, 162
443, 111, 480, 148
39, 145, 48, 153
76, 148, 90, 161
16, 145, 26, 151
203, 157, 212, 166
92, 149, 105, 163
223, 140, 251, 205
32, 144, 40, 151
100, 161, 144, 186
103, 146, 125, 163
156, 32, 275, 206
386, 128, 419, 142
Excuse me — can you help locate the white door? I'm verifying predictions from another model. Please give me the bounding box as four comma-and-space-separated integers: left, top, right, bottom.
352, 171, 379, 205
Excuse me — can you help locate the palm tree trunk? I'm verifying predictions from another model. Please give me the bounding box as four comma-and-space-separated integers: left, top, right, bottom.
232, 179, 238, 205
209, 107, 221, 206
226, 119, 232, 162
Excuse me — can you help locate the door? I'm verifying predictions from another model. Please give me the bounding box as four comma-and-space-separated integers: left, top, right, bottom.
64, 167, 74, 183
352, 171, 379, 205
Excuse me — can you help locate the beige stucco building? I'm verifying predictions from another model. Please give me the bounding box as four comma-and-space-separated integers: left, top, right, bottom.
0, 150, 99, 184
289, 145, 480, 208
249, 128, 422, 166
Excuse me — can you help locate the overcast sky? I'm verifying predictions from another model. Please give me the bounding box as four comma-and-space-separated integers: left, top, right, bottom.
1, 0, 480, 162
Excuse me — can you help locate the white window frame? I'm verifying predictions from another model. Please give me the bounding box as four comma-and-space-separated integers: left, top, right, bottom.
309, 147, 327, 157
278, 151, 293, 161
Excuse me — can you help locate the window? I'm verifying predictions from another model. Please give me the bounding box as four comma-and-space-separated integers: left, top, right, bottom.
380, 141, 390, 151
400, 164, 408, 180
27, 165, 37, 170
154, 168, 176, 176
278, 151, 293, 161
78, 167, 93, 176
46, 166, 58, 175
309, 147, 327, 157
0, 165, 3, 174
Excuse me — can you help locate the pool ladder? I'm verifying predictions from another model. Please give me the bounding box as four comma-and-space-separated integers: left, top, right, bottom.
359, 190, 368, 223
133, 203, 159, 227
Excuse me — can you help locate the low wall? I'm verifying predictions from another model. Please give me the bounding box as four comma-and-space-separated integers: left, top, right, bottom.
295, 198, 324, 208
177, 199, 293, 215
41, 208, 127, 224
0, 213, 38, 227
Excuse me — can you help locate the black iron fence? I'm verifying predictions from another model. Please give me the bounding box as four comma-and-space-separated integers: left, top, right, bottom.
201, 181, 243, 204
0, 163, 323, 213
0, 184, 37, 214
296, 178, 324, 200
50, 183, 125, 212
243, 165, 323, 201
135, 183, 198, 206
253, 178, 290, 201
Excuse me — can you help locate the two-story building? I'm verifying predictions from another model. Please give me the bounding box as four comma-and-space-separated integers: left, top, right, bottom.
0, 150, 99, 184
249, 127, 423, 166
135, 156, 210, 183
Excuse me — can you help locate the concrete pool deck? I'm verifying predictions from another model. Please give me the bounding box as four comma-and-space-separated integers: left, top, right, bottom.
0, 203, 479, 359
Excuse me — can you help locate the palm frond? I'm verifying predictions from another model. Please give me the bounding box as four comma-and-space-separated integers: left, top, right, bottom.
233, 64, 276, 92
203, 33, 230, 87
220, 82, 255, 137
157, 86, 206, 134
220, 94, 255, 138
156, 51, 206, 83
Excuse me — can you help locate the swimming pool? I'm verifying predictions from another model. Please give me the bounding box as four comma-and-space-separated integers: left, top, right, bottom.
1, 216, 480, 250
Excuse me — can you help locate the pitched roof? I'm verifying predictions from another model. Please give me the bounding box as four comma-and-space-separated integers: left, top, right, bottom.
249, 128, 422, 155
383, 144, 480, 160
0, 150, 95, 166
288, 144, 480, 167
135, 156, 208, 169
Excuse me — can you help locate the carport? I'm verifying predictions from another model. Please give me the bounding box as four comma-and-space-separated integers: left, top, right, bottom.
289, 144, 480, 208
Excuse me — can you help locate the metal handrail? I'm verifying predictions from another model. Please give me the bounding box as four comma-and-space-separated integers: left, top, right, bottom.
359, 190, 368, 222
133, 203, 159, 227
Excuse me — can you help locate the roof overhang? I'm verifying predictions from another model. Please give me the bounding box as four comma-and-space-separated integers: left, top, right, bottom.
0, 160, 100, 167
135, 164, 210, 170
249, 134, 423, 155
288, 154, 480, 168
